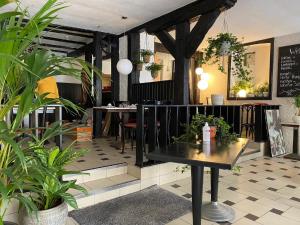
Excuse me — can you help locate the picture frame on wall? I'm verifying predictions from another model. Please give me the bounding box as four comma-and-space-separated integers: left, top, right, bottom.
265, 110, 287, 157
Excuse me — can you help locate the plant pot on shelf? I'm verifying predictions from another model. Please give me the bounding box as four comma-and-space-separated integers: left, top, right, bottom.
143, 55, 151, 63
292, 115, 300, 124
19, 202, 68, 225
263, 92, 269, 97
211, 95, 224, 105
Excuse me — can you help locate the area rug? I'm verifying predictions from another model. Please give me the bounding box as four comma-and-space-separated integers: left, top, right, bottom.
69, 186, 192, 225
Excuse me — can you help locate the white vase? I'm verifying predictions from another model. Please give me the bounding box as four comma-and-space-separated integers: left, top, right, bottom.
211, 94, 224, 105
19, 202, 68, 225
292, 115, 300, 124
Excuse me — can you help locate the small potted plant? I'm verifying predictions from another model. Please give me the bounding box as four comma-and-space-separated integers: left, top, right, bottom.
134, 59, 144, 71
145, 63, 163, 79
261, 82, 269, 97
140, 49, 154, 63
18, 145, 88, 225
293, 95, 300, 124
231, 80, 253, 97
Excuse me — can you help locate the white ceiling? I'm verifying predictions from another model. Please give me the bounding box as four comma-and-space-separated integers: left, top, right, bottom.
200, 0, 300, 46
5, 0, 300, 41
12, 0, 194, 34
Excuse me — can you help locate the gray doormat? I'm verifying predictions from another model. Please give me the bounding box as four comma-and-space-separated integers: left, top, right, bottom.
69, 186, 192, 225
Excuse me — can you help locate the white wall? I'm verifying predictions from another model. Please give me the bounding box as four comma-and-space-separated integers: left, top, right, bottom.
139, 32, 155, 83
119, 35, 128, 101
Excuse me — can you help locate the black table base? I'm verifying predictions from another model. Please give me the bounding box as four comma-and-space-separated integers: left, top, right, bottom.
191, 166, 204, 225
202, 168, 235, 222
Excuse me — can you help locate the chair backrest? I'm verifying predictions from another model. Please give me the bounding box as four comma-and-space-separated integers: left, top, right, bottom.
241, 104, 255, 125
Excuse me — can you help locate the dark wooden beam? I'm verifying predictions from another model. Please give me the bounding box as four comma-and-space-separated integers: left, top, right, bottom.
38, 43, 77, 51
40, 36, 87, 45
154, 30, 176, 58
174, 21, 190, 105
38, 47, 68, 54
67, 43, 92, 57
142, 0, 236, 34
93, 32, 103, 138
111, 36, 120, 102
185, 9, 221, 58
128, 32, 140, 101
44, 27, 94, 39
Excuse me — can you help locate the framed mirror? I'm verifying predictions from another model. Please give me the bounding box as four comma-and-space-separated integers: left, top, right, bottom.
227, 38, 274, 100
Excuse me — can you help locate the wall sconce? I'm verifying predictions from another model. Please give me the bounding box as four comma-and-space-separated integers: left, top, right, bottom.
197, 80, 208, 90
195, 67, 204, 76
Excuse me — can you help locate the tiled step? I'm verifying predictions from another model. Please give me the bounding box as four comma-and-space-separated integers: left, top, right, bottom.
238, 147, 263, 163
68, 174, 141, 210
63, 162, 128, 184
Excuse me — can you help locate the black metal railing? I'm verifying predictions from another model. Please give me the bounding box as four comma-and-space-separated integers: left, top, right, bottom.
135, 104, 280, 167
131, 80, 174, 104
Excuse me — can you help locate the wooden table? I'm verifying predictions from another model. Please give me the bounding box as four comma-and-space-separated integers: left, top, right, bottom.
93, 106, 137, 153
147, 138, 249, 225
282, 122, 300, 160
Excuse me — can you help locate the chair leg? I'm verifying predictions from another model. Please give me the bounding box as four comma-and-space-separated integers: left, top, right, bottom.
131, 129, 134, 151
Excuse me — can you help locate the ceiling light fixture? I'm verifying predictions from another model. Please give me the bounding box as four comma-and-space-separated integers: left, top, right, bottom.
117, 16, 133, 75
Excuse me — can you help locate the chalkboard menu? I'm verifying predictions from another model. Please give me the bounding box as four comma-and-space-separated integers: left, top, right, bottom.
277, 44, 300, 97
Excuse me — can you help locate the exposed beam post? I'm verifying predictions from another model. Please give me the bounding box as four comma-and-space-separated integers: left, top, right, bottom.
128, 32, 140, 101
154, 30, 176, 57
174, 21, 190, 105
185, 9, 221, 58
111, 36, 120, 102
93, 32, 103, 138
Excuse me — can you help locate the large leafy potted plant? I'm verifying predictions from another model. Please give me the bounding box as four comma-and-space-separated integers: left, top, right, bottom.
18, 143, 87, 225
293, 95, 300, 124
0, 0, 100, 224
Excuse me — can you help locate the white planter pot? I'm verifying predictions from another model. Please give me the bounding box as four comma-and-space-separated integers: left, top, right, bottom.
19, 202, 68, 225
220, 41, 231, 56
292, 115, 300, 124
263, 92, 269, 97
211, 95, 224, 105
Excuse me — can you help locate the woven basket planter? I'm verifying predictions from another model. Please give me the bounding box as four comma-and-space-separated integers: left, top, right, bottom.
19, 202, 68, 225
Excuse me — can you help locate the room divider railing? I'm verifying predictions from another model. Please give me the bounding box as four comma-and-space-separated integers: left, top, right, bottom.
135, 104, 280, 167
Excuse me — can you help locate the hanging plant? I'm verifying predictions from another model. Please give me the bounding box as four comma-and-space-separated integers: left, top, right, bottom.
201, 33, 252, 81
140, 49, 154, 63
145, 63, 163, 79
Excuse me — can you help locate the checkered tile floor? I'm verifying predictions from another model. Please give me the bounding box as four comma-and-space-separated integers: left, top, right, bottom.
161, 156, 300, 225
65, 137, 136, 171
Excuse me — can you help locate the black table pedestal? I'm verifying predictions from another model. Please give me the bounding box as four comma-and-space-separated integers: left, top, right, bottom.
191, 166, 204, 225
202, 168, 235, 222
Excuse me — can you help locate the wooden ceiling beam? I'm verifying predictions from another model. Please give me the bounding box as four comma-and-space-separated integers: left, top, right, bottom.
143, 0, 236, 34
153, 30, 176, 58
185, 9, 221, 58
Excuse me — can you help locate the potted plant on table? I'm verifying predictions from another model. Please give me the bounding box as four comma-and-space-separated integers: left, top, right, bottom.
145, 63, 163, 79
293, 95, 300, 124
140, 49, 154, 63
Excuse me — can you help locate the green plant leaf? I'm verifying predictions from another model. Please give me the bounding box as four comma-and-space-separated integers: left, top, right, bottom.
60, 193, 78, 209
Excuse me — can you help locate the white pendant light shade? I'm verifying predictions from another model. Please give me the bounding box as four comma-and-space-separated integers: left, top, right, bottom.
197, 80, 208, 90
195, 67, 204, 76
117, 59, 133, 75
